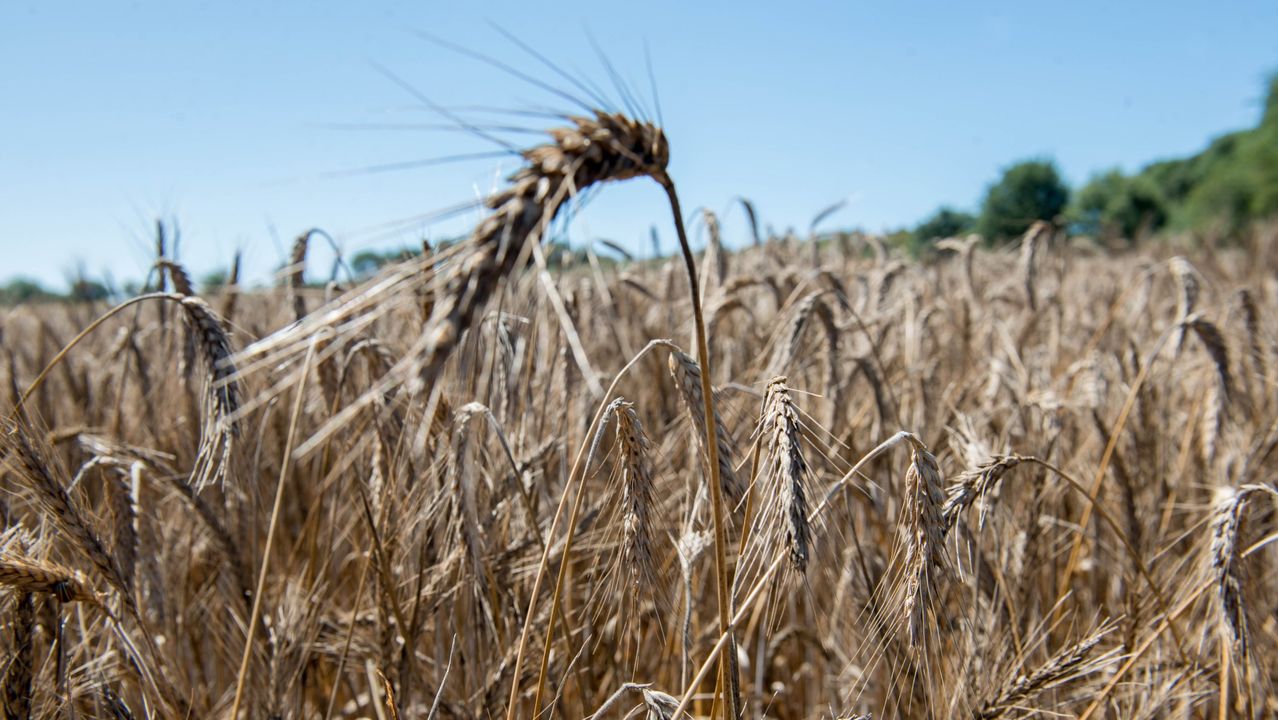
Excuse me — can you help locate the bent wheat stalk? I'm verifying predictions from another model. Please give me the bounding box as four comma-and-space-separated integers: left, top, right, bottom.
469, 109, 739, 718
486, 112, 673, 718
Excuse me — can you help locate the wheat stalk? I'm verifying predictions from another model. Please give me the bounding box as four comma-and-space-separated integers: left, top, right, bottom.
753, 377, 812, 574
1208, 484, 1271, 653
901, 442, 945, 649
941, 455, 1022, 532
0, 554, 98, 605
289, 232, 310, 321
1170, 256, 1200, 351
1019, 220, 1049, 311
668, 350, 745, 508
615, 400, 659, 597
2, 422, 127, 601
977, 622, 1121, 719
420, 112, 668, 397
155, 259, 195, 297
2, 592, 35, 720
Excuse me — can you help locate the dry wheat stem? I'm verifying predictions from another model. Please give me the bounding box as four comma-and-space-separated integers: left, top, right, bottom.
229, 341, 314, 719
658, 176, 741, 720
506, 339, 679, 718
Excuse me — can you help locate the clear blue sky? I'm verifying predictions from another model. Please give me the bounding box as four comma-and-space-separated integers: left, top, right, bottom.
3, 1, 1275, 289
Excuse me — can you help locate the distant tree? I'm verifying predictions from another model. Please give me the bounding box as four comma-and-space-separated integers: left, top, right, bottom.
68, 278, 109, 302
1069, 170, 1167, 242
885, 228, 915, 255
1129, 76, 1278, 236
351, 245, 428, 279
352, 250, 389, 278
0, 277, 58, 305
915, 208, 971, 248
977, 160, 1070, 242
200, 269, 229, 293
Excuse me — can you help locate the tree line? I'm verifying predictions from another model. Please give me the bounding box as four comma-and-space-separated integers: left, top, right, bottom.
899, 74, 1278, 253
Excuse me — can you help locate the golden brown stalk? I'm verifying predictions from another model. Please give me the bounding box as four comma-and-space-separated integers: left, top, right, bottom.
289, 232, 310, 321
422, 112, 668, 397
976, 623, 1120, 719
941, 455, 1023, 532
0, 554, 97, 604
1170, 256, 1200, 350
2, 592, 35, 720
654, 174, 740, 718
668, 351, 745, 509
220, 250, 242, 323
1020, 220, 1049, 311
155, 259, 195, 297
2, 422, 126, 599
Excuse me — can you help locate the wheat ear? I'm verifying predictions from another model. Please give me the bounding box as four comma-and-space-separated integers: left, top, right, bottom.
901, 441, 945, 649
755, 377, 812, 574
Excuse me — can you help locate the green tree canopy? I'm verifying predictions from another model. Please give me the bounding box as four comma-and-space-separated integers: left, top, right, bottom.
1127, 75, 1278, 235
69, 278, 110, 302
200, 269, 230, 293
0, 277, 58, 305
977, 159, 1070, 242
914, 207, 975, 242
1069, 170, 1167, 242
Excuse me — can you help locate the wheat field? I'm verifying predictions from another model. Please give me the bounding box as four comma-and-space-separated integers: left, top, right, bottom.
2, 110, 1277, 719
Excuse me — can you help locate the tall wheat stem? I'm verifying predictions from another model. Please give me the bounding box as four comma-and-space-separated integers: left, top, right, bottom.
660, 175, 740, 720
230, 341, 314, 718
